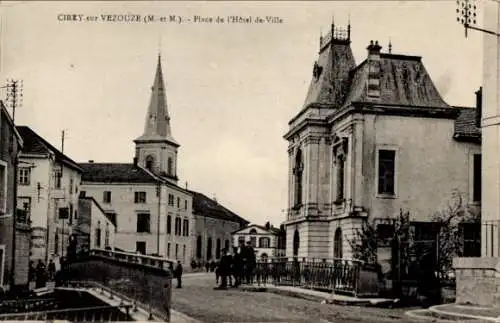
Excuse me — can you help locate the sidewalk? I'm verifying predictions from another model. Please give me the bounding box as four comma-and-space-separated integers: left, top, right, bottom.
406, 303, 500, 322
239, 284, 398, 308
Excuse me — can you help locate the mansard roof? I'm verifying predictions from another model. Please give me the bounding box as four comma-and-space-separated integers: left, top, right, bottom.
16, 125, 82, 172
302, 29, 356, 109
80, 163, 160, 184
189, 190, 249, 226
344, 53, 450, 108
453, 106, 481, 141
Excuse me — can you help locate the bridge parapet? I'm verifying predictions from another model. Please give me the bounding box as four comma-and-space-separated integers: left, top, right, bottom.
62, 249, 173, 321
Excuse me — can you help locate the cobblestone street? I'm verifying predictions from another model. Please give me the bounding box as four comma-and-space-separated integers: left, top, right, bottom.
172, 273, 420, 323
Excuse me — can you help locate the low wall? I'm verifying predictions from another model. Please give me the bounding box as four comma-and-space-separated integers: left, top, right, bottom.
453, 257, 500, 307
64, 254, 172, 321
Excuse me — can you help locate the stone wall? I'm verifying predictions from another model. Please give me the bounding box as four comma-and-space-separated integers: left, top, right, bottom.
66, 255, 173, 320
453, 257, 500, 306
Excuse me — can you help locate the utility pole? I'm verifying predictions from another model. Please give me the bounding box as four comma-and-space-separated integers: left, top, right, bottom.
61, 130, 65, 153
4, 79, 23, 289
457, 0, 500, 38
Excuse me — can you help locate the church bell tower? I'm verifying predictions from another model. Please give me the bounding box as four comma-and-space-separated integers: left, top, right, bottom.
134, 54, 179, 184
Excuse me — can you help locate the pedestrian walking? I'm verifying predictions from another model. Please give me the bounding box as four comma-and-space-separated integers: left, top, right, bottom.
174, 260, 183, 288
244, 241, 256, 284
232, 247, 243, 287
35, 260, 47, 288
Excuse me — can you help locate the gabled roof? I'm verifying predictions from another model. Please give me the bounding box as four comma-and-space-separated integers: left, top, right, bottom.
79, 162, 160, 184
453, 106, 481, 141
344, 54, 450, 108
232, 223, 281, 235
189, 190, 249, 225
16, 125, 82, 172
0, 101, 23, 147
80, 196, 117, 227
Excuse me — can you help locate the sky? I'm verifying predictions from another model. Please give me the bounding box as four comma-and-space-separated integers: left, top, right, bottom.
0, 1, 483, 227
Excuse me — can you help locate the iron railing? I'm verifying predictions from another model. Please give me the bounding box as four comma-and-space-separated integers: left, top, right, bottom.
0, 303, 133, 321
63, 251, 173, 322
250, 257, 379, 297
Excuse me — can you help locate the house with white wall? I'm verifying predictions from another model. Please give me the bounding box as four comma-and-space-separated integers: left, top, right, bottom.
232, 224, 286, 260
16, 126, 83, 264
72, 196, 116, 253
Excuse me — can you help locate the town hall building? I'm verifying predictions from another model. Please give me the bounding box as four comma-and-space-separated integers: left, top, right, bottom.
284, 22, 481, 262
80, 55, 248, 265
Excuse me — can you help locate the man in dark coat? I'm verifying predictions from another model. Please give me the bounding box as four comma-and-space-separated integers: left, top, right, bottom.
244, 241, 256, 284
232, 247, 243, 287
214, 249, 231, 290
174, 260, 183, 288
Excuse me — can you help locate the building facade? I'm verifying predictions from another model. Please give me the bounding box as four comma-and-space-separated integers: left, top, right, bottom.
16, 126, 83, 265
191, 191, 248, 263
0, 101, 30, 290
81, 54, 248, 266
284, 23, 481, 261
73, 196, 117, 253
232, 224, 286, 260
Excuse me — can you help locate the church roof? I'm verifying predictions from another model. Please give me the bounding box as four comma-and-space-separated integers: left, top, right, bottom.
80, 162, 160, 184
189, 190, 249, 226
16, 125, 82, 172
454, 106, 481, 140
344, 53, 450, 108
135, 54, 179, 146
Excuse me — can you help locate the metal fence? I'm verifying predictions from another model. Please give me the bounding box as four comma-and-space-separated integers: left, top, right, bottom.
63, 250, 173, 322
250, 257, 377, 297
0, 304, 133, 321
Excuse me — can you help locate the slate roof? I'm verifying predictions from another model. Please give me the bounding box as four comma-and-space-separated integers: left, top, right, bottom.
454, 106, 481, 139
16, 125, 82, 172
303, 32, 356, 108
344, 54, 450, 108
80, 163, 160, 184
189, 190, 249, 226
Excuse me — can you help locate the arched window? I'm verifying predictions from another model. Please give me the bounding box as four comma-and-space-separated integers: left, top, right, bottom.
334, 227, 343, 259
259, 237, 271, 248
261, 253, 269, 261
224, 239, 230, 251
293, 228, 300, 256
145, 155, 155, 171
207, 237, 213, 260
216, 238, 221, 259
183, 219, 189, 237
249, 228, 257, 234
167, 157, 173, 176
196, 235, 202, 259
167, 215, 172, 234
294, 149, 304, 206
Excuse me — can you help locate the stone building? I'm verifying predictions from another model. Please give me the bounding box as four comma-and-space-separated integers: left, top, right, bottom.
73, 196, 117, 253
284, 22, 481, 261
16, 125, 82, 265
0, 101, 30, 290
81, 54, 248, 265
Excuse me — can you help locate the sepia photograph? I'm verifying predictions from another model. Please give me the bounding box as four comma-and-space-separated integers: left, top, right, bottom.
0, 0, 495, 322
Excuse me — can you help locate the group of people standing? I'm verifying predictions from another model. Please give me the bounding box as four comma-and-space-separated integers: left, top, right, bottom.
214, 240, 256, 290
28, 259, 57, 289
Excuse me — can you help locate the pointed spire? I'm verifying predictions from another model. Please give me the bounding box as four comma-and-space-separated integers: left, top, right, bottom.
388, 38, 392, 54
347, 14, 351, 40
135, 54, 178, 146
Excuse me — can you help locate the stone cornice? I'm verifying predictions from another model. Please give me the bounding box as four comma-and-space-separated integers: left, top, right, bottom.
284, 118, 328, 141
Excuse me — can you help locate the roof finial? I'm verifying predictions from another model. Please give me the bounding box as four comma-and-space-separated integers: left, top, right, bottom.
388, 37, 392, 54
347, 13, 351, 40
319, 28, 323, 48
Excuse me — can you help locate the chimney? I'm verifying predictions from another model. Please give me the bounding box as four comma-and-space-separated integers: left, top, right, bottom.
185, 181, 188, 190
88, 160, 94, 163
475, 86, 482, 128
366, 40, 382, 99
133, 157, 138, 167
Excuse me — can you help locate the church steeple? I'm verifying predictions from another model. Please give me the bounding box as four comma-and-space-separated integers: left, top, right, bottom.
134, 53, 180, 183
137, 53, 177, 144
